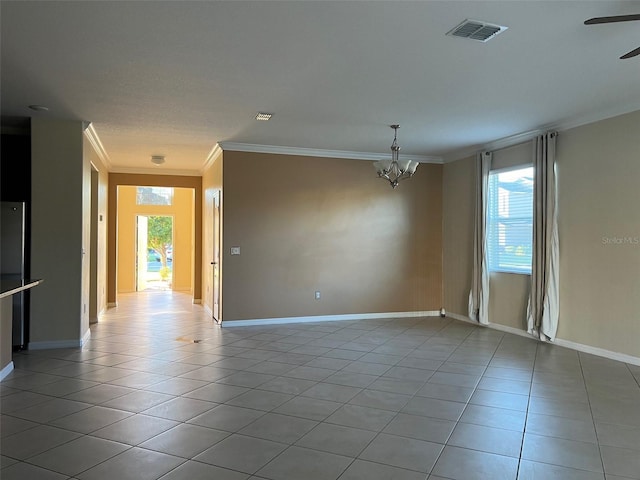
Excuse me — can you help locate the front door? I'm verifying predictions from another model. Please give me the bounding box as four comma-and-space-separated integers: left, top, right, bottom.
135, 215, 148, 291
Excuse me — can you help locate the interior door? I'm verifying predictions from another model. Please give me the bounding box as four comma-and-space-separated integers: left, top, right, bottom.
212, 191, 221, 322
136, 215, 148, 292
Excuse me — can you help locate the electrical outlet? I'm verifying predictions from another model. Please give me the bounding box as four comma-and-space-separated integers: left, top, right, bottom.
315, 291, 321, 300
230, 247, 241, 255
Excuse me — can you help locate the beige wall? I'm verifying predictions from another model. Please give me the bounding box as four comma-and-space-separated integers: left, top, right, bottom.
108, 174, 202, 304
83, 137, 109, 323
81, 131, 91, 336
443, 110, 640, 358
30, 118, 85, 344
202, 153, 223, 318
443, 144, 534, 330
1, 297, 13, 374
221, 151, 442, 322
488, 273, 530, 330
443, 154, 474, 315
116, 186, 195, 293
556, 110, 640, 356
94, 167, 108, 320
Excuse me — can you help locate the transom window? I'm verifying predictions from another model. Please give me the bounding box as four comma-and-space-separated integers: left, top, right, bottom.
136, 187, 173, 206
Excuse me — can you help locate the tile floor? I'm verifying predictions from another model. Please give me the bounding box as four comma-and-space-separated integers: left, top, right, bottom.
1, 291, 640, 480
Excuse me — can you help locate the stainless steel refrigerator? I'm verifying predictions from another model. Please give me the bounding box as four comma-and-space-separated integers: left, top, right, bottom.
1, 202, 26, 347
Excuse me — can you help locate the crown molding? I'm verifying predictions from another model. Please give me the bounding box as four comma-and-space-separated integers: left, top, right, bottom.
443, 105, 640, 163
83, 123, 112, 170
547, 103, 640, 139
218, 142, 442, 164
442, 129, 542, 163
201, 143, 223, 173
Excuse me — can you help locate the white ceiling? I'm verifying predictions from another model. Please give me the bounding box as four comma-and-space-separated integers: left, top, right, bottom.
2, 1, 639, 174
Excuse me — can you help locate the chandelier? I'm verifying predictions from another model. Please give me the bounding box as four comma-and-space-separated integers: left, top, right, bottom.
373, 125, 418, 188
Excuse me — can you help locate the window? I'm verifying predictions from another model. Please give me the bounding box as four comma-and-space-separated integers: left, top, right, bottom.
136, 187, 173, 206
487, 166, 534, 274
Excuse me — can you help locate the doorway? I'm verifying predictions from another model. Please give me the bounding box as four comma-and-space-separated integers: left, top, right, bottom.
135, 214, 174, 292
109, 176, 202, 306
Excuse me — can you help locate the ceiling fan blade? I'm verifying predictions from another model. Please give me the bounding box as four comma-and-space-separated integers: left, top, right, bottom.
620, 46, 640, 59
585, 14, 640, 25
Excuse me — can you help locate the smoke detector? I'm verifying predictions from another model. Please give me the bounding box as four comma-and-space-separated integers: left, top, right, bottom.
446, 19, 507, 42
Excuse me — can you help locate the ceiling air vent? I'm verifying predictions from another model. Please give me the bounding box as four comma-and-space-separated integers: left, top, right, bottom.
446, 19, 507, 42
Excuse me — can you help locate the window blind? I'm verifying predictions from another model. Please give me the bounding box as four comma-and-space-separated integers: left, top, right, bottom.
487, 166, 534, 274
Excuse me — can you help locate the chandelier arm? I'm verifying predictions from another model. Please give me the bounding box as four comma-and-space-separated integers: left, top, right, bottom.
373, 124, 418, 188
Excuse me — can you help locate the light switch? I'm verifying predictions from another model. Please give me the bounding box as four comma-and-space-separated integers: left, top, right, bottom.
230, 247, 241, 255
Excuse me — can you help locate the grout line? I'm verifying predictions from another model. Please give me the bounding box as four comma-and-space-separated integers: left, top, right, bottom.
4, 295, 638, 479
515, 337, 539, 480
577, 351, 607, 477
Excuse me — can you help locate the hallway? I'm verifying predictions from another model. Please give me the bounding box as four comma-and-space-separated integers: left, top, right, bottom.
1, 292, 640, 479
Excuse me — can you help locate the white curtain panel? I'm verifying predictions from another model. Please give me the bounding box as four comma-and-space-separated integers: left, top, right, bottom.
527, 132, 559, 341
469, 151, 492, 325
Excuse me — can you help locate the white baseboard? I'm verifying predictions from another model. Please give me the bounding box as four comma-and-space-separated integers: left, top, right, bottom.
25, 329, 94, 352
554, 337, 640, 367
107, 302, 118, 308
192, 298, 202, 305
0, 361, 14, 381
446, 311, 640, 366
80, 329, 91, 347
446, 312, 475, 324
203, 304, 213, 317
222, 311, 440, 328
486, 321, 535, 339
29, 339, 84, 350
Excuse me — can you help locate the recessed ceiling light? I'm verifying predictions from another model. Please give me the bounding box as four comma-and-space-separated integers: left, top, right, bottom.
151, 155, 165, 165
255, 112, 273, 121
28, 105, 49, 112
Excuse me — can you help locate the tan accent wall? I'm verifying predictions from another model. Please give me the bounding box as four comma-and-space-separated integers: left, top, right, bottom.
492, 142, 533, 171
107, 174, 202, 304
556, 110, 640, 356
30, 118, 85, 343
202, 153, 223, 318
221, 151, 442, 322
443, 110, 640, 358
488, 273, 530, 330
442, 146, 533, 328
116, 186, 195, 293
443, 155, 474, 315
442, 153, 540, 332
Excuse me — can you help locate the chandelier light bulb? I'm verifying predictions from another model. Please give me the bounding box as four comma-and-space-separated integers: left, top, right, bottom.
373, 125, 419, 188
